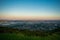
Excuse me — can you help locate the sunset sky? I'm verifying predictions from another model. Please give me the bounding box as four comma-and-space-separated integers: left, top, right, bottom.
0, 0, 60, 20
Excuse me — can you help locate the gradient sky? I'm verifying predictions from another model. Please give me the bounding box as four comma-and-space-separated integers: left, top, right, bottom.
0, 0, 60, 20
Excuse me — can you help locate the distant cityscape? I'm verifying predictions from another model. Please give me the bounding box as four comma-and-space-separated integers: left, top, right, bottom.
0, 20, 60, 31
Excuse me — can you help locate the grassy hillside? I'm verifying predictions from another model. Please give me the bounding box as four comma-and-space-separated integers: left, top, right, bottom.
0, 27, 60, 40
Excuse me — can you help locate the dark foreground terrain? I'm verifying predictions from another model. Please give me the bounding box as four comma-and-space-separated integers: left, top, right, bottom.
0, 20, 60, 40
0, 26, 60, 40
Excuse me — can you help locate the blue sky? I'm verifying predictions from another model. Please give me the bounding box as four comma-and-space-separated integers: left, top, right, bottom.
0, 0, 60, 20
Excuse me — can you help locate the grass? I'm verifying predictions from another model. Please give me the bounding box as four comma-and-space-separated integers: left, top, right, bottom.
0, 33, 60, 40
0, 27, 60, 40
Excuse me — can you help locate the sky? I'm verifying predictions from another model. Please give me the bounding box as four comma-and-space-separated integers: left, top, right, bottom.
0, 0, 60, 20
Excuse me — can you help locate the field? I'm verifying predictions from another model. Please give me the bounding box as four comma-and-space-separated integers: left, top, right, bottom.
0, 27, 60, 40
0, 33, 60, 40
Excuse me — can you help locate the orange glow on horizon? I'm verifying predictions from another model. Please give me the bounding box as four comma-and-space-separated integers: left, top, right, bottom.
0, 15, 60, 20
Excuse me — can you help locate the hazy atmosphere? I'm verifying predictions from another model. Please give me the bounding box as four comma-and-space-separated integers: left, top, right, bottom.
0, 0, 60, 40
0, 0, 60, 20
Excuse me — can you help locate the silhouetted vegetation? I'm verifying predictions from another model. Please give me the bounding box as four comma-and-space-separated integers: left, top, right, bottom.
0, 27, 60, 37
